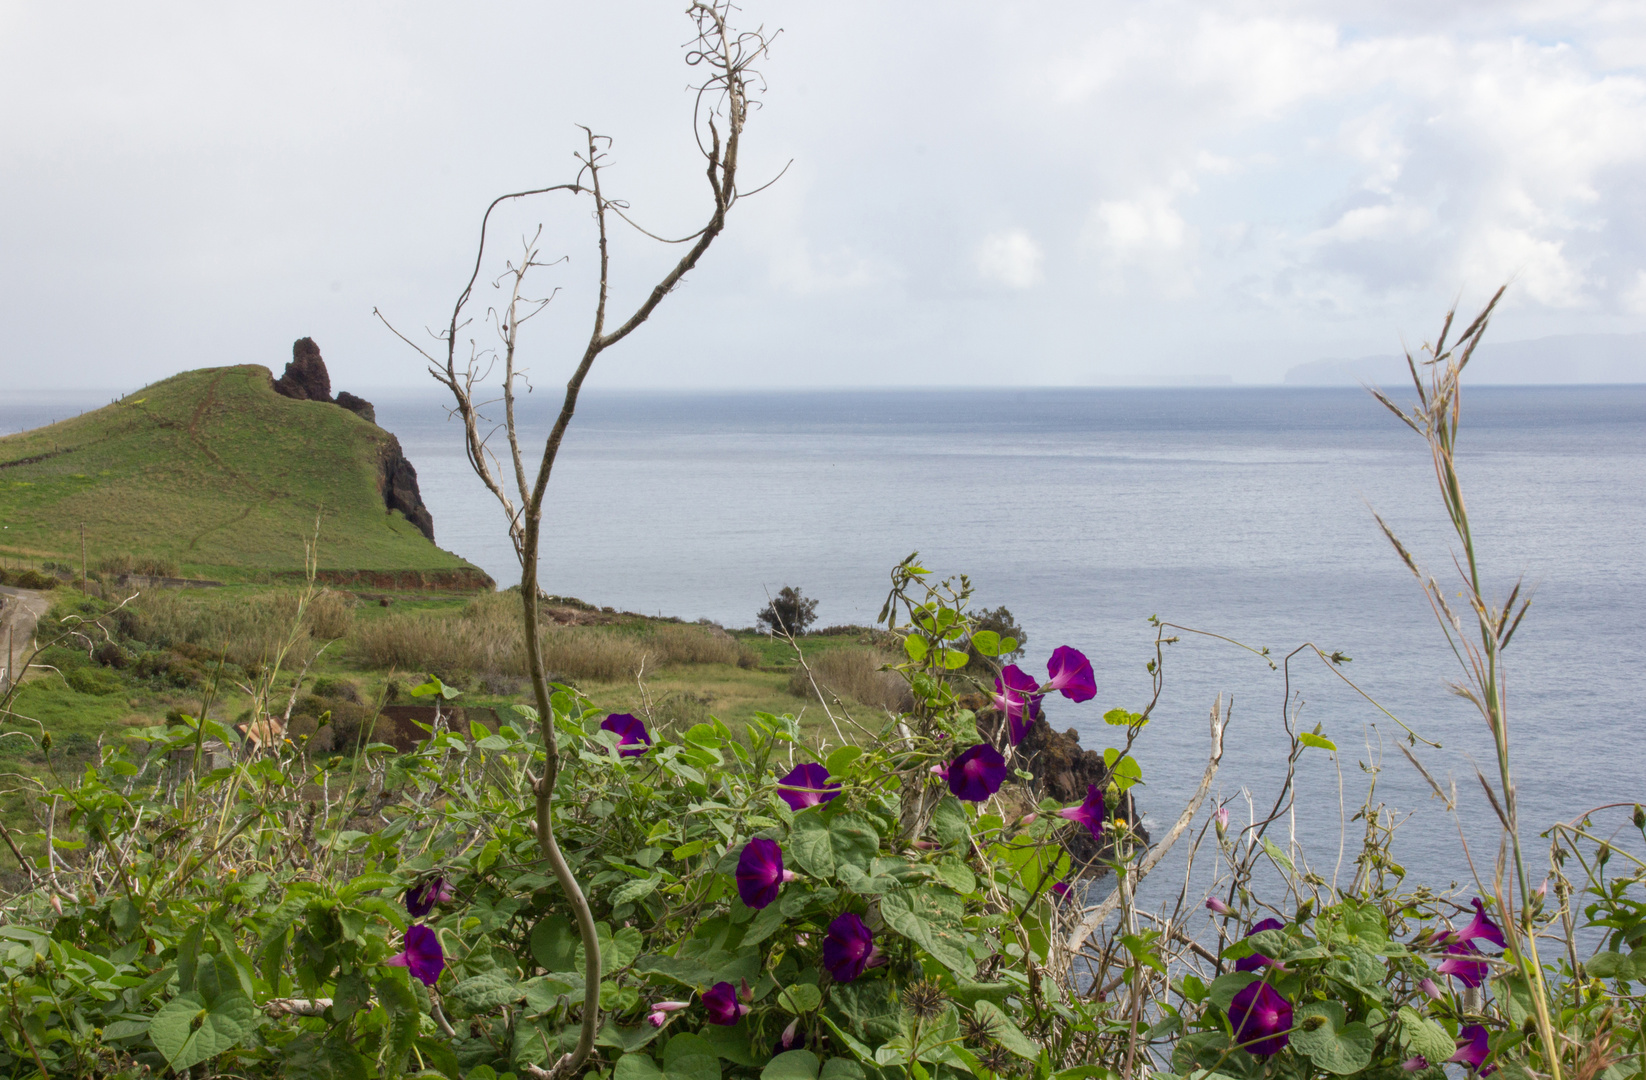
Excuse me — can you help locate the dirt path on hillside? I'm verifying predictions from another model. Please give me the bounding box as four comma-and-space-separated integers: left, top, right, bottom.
0, 586, 50, 692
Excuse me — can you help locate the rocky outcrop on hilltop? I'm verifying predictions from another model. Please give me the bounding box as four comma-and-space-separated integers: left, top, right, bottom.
272, 337, 435, 542
336, 391, 376, 424
273, 338, 334, 401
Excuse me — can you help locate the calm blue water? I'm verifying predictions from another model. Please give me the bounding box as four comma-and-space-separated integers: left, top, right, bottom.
6, 385, 1645, 905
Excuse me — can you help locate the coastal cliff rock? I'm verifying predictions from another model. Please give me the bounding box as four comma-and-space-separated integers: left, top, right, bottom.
336, 391, 376, 424
273, 338, 333, 401
272, 337, 436, 542
379, 435, 435, 542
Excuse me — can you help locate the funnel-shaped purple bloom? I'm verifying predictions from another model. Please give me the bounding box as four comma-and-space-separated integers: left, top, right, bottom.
1229, 980, 1292, 1057
1235, 917, 1285, 972
1450, 1024, 1493, 1074
993, 665, 1043, 745
1057, 784, 1106, 840
776, 763, 840, 811
1046, 646, 1097, 703
404, 876, 455, 918
600, 713, 651, 758
703, 981, 748, 1026
386, 924, 445, 987
735, 838, 795, 909
1455, 898, 1506, 949
1437, 939, 1489, 988
947, 743, 1008, 802
822, 912, 879, 983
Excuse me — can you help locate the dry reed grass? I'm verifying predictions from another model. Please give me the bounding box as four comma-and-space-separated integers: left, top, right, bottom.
788, 647, 912, 714
352, 595, 756, 681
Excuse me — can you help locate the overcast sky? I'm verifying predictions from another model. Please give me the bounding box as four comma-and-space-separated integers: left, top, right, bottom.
3, 1, 1645, 391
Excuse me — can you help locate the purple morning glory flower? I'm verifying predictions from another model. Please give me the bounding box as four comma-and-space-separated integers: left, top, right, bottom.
735, 838, 797, 909
1455, 898, 1506, 949
822, 912, 880, 983
1046, 646, 1096, 703
1234, 917, 1285, 973
386, 924, 445, 987
1057, 784, 1106, 840
600, 713, 651, 757
946, 744, 1008, 802
1437, 939, 1489, 988
1228, 980, 1292, 1057
1450, 1024, 1494, 1074
776, 763, 840, 811
993, 665, 1043, 745
1419, 977, 1443, 1001
702, 981, 748, 1025
404, 876, 455, 918
1051, 881, 1071, 901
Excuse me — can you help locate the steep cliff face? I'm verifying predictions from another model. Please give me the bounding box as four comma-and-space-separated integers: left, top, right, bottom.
273, 337, 435, 542
379, 434, 436, 541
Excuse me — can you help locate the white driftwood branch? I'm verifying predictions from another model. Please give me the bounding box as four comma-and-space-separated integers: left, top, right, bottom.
1065, 695, 1227, 954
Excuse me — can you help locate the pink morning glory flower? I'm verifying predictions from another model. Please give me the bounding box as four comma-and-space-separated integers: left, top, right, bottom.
735, 838, 797, 909
776, 763, 839, 811
1418, 977, 1443, 1001
702, 981, 748, 1025
946, 744, 1007, 802
385, 924, 445, 987
992, 665, 1043, 745
1045, 646, 1096, 702
822, 912, 881, 983
1229, 980, 1292, 1057
1057, 784, 1106, 840
647, 1000, 689, 1027
1205, 896, 1232, 916
404, 876, 455, 918
599, 713, 651, 757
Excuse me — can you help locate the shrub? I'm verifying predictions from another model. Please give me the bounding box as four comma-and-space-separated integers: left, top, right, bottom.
304, 588, 356, 640
64, 666, 123, 696
0, 568, 58, 589
755, 584, 818, 636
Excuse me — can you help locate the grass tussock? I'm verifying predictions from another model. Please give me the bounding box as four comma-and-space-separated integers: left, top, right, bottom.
645, 623, 759, 667
788, 647, 911, 714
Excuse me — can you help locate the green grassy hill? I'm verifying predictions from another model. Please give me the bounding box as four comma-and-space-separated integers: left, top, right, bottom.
0, 365, 486, 583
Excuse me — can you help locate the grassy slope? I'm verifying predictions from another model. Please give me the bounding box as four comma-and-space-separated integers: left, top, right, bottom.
0, 366, 478, 580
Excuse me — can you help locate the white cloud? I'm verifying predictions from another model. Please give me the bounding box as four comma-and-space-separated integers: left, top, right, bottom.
974, 230, 1044, 290
1624, 271, 1646, 315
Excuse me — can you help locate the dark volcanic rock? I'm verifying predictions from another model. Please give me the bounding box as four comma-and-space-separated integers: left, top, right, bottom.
336, 391, 376, 424
273, 338, 333, 401
379, 435, 435, 541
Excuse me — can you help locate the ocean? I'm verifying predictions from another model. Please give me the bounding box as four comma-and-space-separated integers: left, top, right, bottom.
6, 384, 1644, 903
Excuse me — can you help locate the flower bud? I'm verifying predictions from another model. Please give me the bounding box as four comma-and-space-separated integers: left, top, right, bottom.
1418, 977, 1443, 1001
1205, 896, 1232, 916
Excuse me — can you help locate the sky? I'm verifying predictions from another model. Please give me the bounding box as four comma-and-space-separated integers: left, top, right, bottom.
3, 1, 1645, 391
